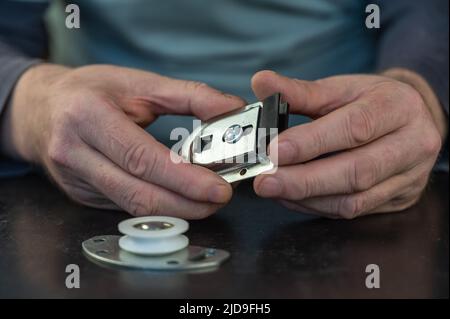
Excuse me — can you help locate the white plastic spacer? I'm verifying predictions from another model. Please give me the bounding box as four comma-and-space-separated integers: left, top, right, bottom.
118, 216, 189, 256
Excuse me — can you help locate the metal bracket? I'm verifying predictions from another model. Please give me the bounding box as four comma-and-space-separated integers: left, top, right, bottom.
82, 235, 230, 271
181, 93, 289, 183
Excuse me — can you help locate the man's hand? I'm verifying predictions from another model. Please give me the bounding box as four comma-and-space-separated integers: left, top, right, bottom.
0, 64, 245, 218
252, 69, 446, 219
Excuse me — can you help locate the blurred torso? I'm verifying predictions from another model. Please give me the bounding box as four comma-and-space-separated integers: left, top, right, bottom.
47, 0, 376, 141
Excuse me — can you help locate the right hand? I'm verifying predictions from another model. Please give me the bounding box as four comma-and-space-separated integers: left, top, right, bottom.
0, 64, 245, 218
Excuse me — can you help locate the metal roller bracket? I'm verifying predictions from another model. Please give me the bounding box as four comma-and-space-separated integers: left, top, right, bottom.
82, 235, 230, 271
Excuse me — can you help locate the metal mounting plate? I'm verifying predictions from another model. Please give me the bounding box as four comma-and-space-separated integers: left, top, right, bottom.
82, 235, 230, 271
180, 93, 288, 184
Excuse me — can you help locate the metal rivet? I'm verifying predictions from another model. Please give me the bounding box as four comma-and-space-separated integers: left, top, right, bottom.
223, 125, 243, 144
133, 221, 174, 231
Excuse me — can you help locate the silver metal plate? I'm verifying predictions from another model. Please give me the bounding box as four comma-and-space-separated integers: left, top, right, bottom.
219, 158, 274, 184
191, 103, 261, 165
82, 235, 230, 271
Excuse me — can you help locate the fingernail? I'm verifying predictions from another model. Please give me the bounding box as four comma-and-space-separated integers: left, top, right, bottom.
256, 176, 282, 197
208, 184, 232, 204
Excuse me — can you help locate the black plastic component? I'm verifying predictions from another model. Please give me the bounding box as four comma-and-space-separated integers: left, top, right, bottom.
257, 93, 289, 156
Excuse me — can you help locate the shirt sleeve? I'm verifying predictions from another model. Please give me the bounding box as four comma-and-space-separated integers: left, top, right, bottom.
0, 0, 49, 176
373, 0, 449, 114
373, 0, 449, 171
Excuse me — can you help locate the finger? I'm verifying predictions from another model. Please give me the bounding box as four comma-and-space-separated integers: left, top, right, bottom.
255, 128, 424, 200
281, 167, 429, 219
147, 77, 247, 120
67, 186, 121, 210
47, 167, 122, 210
251, 70, 381, 117
79, 110, 232, 204
271, 97, 410, 165
108, 66, 246, 120
278, 200, 340, 219
66, 146, 223, 219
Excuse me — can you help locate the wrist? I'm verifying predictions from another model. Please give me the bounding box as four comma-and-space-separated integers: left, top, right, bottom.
0, 63, 70, 164
382, 68, 448, 140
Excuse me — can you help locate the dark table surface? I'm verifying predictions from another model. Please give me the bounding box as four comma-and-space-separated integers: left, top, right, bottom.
0, 173, 448, 298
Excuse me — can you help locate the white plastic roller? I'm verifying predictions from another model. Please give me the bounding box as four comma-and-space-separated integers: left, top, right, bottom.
118, 216, 189, 255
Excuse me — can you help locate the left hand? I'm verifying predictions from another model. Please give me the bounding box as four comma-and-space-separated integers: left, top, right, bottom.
252, 69, 446, 219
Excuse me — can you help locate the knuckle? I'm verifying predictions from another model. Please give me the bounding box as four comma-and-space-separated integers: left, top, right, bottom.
187, 81, 209, 93
310, 129, 328, 158
97, 172, 120, 195
304, 175, 321, 198
337, 195, 365, 219
185, 81, 210, 112
293, 79, 310, 94
346, 106, 376, 145
390, 194, 421, 212
121, 188, 141, 216
143, 192, 161, 216
402, 85, 426, 114
55, 89, 117, 133
417, 170, 431, 187
407, 172, 430, 198
121, 186, 160, 216
293, 79, 315, 103
47, 134, 72, 168
421, 129, 442, 157
124, 143, 156, 178
54, 92, 93, 126
349, 155, 379, 192
293, 175, 317, 200
370, 81, 396, 101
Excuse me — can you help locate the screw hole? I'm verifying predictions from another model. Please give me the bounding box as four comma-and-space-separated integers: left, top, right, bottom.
167, 260, 179, 265
205, 249, 217, 256
239, 169, 247, 176
93, 238, 106, 243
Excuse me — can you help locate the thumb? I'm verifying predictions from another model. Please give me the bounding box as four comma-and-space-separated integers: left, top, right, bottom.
103, 65, 247, 121
162, 79, 247, 120
251, 70, 362, 117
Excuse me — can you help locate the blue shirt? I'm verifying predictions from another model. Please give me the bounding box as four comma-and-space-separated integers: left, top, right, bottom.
45, 0, 375, 143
